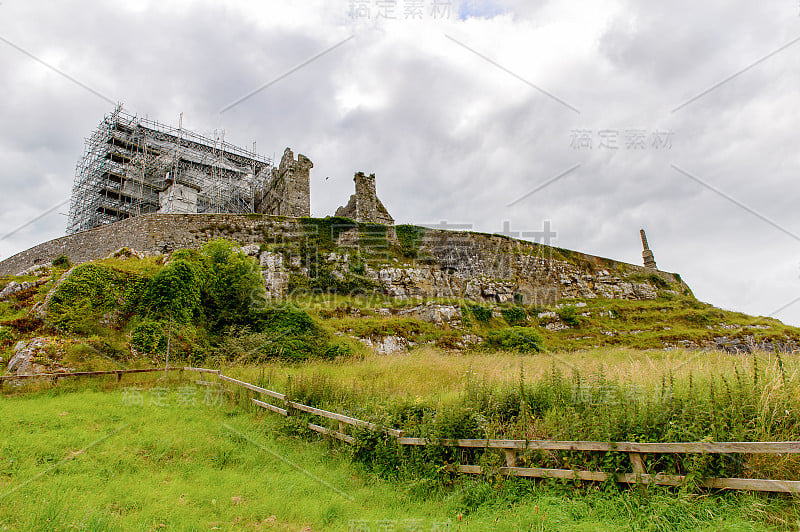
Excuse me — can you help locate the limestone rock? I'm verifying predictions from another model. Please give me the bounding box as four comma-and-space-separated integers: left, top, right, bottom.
107, 247, 145, 260
0, 281, 36, 301
16, 264, 50, 277
449, 333, 482, 350
260, 252, 289, 299
35, 267, 75, 320
241, 244, 260, 256
7, 338, 48, 375
359, 335, 410, 355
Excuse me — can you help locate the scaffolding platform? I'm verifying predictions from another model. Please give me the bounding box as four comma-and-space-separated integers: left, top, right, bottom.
67, 105, 272, 234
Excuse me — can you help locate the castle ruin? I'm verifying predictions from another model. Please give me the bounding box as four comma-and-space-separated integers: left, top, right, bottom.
67, 106, 313, 234
255, 148, 312, 218
0, 106, 681, 308
335, 172, 394, 225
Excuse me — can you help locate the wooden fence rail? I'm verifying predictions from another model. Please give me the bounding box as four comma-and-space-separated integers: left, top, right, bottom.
190, 368, 800, 493
395, 438, 800, 454
1, 367, 183, 387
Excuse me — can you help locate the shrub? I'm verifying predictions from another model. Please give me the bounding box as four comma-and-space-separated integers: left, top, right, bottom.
395, 225, 425, 259
52, 255, 71, 269
466, 304, 492, 323
48, 263, 127, 333
140, 259, 201, 323
500, 306, 528, 326
197, 239, 266, 332
130, 318, 165, 355
485, 327, 543, 353
557, 304, 580, 327
212, 304, 331, 362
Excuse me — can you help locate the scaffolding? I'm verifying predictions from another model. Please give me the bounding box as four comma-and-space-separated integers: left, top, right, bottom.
67, 105, 271, 234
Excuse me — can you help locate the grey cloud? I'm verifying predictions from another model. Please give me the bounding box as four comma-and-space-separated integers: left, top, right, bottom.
0, 0, 797, 325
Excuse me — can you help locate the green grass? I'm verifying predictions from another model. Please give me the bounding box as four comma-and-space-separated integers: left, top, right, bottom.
534, 296, 799, 351
2, 376, 798, 531
3, 245, 800, 529
211, 347, 800, 486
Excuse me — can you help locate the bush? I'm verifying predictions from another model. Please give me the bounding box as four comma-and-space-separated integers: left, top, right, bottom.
140, 259, 201, 323
485, 327, 543, 353
48, 264, 128, 333
212, 304, 331, 362
466, 304, 492, 323
52, 255, 72, 269
395, 225, 425, 259
197, 239, 266, 332
501, 306, 528, 326
130, 319, 165, 355
557, 305, 580, 327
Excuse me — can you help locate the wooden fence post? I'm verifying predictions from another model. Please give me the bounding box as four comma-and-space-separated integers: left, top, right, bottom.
504, 449, 518, 467
629, 453, 645, 474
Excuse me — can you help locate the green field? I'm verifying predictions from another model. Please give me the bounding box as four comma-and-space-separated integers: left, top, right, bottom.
2, 364, 799, 531
2, 241, 800, 530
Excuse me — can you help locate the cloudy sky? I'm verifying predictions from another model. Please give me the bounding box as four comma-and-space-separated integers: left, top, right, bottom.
0, 0, 798, 325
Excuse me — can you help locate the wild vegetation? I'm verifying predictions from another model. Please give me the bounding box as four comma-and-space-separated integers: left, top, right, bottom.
2, 237, 800, 530
1, 358, 799, 530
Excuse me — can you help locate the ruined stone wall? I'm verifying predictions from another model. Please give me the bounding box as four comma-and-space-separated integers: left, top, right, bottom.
256, 148, 312, 218
0, 214, 300, 276
335, 172, 394, 225
0, 213, 684, 305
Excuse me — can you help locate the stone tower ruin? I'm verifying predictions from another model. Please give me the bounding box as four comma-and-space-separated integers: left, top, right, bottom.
335, 172, 394, 225
255, 148, 313, 218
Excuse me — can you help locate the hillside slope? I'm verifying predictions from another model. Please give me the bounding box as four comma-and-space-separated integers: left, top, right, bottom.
1, 226, 797, 376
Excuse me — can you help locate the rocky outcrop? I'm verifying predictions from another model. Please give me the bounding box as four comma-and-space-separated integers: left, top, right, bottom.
5, 338, 67, 376
34, 267, 74, 320
358, 335, 411, 355
256, 244, 668, 305
0, 281, 37, 301
0, 213, 684, 306
260, 252, 290, 299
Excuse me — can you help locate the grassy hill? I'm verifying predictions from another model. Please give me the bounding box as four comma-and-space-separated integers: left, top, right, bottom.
1, 238, 798, 374
2, 239, 800, 530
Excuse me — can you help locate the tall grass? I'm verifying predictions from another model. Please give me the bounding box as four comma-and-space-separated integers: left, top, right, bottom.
4, 383, 797, 530
223, 348, 800, 485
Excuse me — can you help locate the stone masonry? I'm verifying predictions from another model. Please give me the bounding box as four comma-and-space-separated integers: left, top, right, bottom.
640, 229, 657, 270
0, 213, 685, 306
335, 172, 394, 225
256, 148, 312, 218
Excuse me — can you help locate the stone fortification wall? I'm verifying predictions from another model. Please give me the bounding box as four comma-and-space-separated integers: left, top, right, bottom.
0, 214, 683, 304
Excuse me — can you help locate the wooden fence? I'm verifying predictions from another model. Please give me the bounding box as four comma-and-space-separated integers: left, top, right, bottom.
187, 367, 800, 494
0, 367, 183, 388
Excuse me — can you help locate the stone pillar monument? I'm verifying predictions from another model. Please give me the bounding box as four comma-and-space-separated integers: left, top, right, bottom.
640, 229, 657, 270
